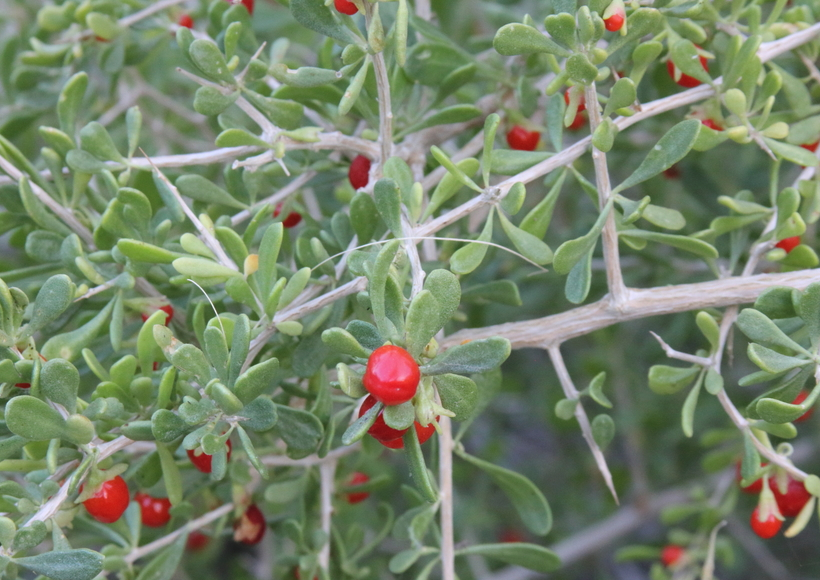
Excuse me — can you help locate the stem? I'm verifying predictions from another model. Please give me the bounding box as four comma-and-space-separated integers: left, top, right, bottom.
364, 4, 393, 166
318, 460, 336, 571
584, 82, 625, 306
439, 416, 456, 580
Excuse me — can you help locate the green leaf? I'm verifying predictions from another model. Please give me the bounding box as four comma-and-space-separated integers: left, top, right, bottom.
747, 343, 810, 374
350, 192, 379, 242
696, 311, 721, 351
591, 414, 615, 449
405, 290, 441, 358
383, 401, 415, 430
481, 113, 500, 187
421, 269, 461, 333
641, 204, 686, 230
456, 543, 561, 573
15, 549, 103, 580
430, 146, 482, 193
461, 280, 522, 306
274, 405, 324, 459
41, 299, 114, 362
521, 169, 565, 239
456, 450, 552, 535
669, 39, 711, 85
420, 337, 511, 375
796, 284, 820, 343
450, 210, 493, 275
236, 424, 267, 477
500, 182, 527, 215
5, 395, 66, 440
498, 211, 553, 265
19, 177, 72, 234
79, 121, 122, 163
290, 0, 363, 47
565, 53, 598, 85
587, 372, 612, 408
172, 257, 240, 282
400, 105, 482, 136
369, 240, 400, 339
648, 365, 699, 395
605, 8, 664, 56
134, 533, 186, 580
25, 274, 74, 335
233, 357, 279, 404
215, 128, 270, 150
553, 200, 611, 274
168, 344, 212, 383
493, 23, 571, 57
763, 137, 819, 167
155, 442, 183, 505
338, 57, 370, 115
681, 372, 703, 437
619, 229, 718, 259
756, 388, 820, 424
434, 374, 478, 420
755, 287, 797, 320
424, 158, 480, 219
564, 246, 594, 304
57, 72, 88, 136
322, 327, 370, 358
373, 178, 403, 238
736, 308, 810, 355
613, 120, 701, 194
188, 39, 236, 85
603, 78, 637, 118
176, 175, 246, 210
41, 358, 79, 414
193, 86, 239, 116
403, 427, 438, 503
341, 399, 381, 445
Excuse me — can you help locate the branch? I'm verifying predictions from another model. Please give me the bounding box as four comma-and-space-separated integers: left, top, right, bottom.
318, 460, 336, 571
444, 268, 820, 348
439, 415, 456, 580
548, 345, 619, 503
365, 5, 394, 165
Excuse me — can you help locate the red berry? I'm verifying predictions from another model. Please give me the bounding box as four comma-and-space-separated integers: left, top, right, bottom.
750, 505, 782, 538
772, 477, 812, 517
233, 504, 266, 545
663, 165, 681, 179
660, 545, 685, 567
345, 472, 370, 504
363, 346, 420, 406
274, 204, 302, 228
604, 11, 625, 32
334, 0, 358, 15
801, 141, 820, 153
792, 390, 814, 422
225, 0, 254, 14
701, 118, 722, 131
348, 155, 371, 189
735, 461, 766, 494
186, 531, 210, 551
775, 236, 801, 254
666, 54, 709, 88
135, 492, 172, 527
142, 304, 174, 325
178, 14, 193, 28
563, 90, 586, 112
82, 475, 130, 524
506, 125, 540, 151
499, 529, 525, 543
567, 112, 586, 131
358, 395, 437, 448
14, 383, 30, 389
187, 439, 233, 474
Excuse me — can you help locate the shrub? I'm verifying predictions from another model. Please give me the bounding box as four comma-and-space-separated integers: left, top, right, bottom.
1, 1, 820, 579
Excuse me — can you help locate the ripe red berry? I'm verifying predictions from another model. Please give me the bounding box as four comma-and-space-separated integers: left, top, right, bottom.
15, 383, 30, 389
187, 439, 232, 474
233, 504, 266, 545
801, 141, 820, 153
750, 505, 782, 539
792, 390, 814, 422
604, 11, 625, 32
345, 472, 370, 504
666, 54, 709, 88
363, 345, 420, 406
567, 112, 586, 131
660, 545, 685, 567
735, 461, 766, 494
701, 118, 722, 131
334, 0, 358, 15
378, 419, 437, 449
186, 531, 210, 551
772, 476, 812, 517
274, 204, 302, 228
178, 14, 193, 28
506, 125, 540, 151
142, 304, 174, 325
348, 155, 371, 189
499, 528, 525, 543
82, 475, 130, 524
775, 236, 801, 254
358, 395, 438, 448
663, 165, 681, 179
135, 492, 172, 528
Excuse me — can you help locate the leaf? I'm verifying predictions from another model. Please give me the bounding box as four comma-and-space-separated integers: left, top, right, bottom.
435, 374, 478, 420
373, 178, 403, 237
648, 365, 699, 395
322, 327, 370, 358
290, 0, 363, 47
489, 150, 552, 175
5, 395, 66, 440
239, 397, 278, 432
134, 534, 186, 580
553, 200, 611, 274
41, 358, 79, 414
493, 23, 571, 57
155, 443, 183, 506
613, 120, 701, 194
619, 229, 718, 259
25, 274, 74, 335
461, 280, 522, 306
346, 320, 384, 351
193, 86, 239, 116
455, 543, 561, 573
747, 343, 810, 374
420, 337, 511, 375
383, 401, 415, 430
497, 211, 553, 265
587, 372, 612, 408
341, 399, 381, 445
736, 309, 810, 355
175, 175, 246, 210
681, 373, 703, 438
456, 450, 552, 535
450, 211, 493, 275
274, 404, 324, 458
57, 72, 88, 136
400, 292, 440, 360
641, 204, 686, 230
403, 427, 438, 503
422, 269, 461, 332
424, 158, 480, 219
796, 283, 820, 342
15, 549, 103, 580
369, 240, 400, 339
400, 104, 482, 135
564, 246, 594, 304
188, 39, 236, 85
763, 137, 818, 167
591, 414, 615, 450
521, 170, 565, 239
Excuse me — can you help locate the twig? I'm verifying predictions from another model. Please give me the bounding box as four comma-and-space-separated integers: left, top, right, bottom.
230, 171, 316, 226
260, 443, 360, 467
650, 332, 712, 366
318, 460, 336, 571
547, 345, 619, 503
60, 0, 187, 43
365, 3, 394, 166
439, 415, 456, 580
